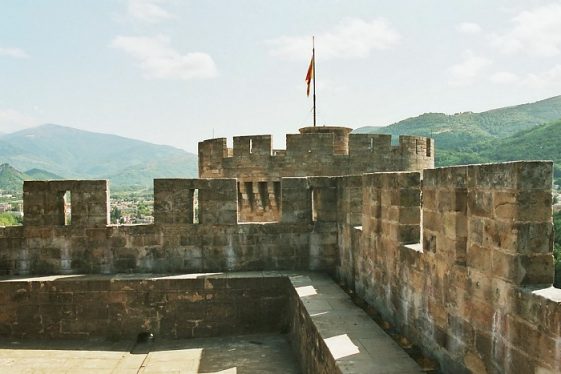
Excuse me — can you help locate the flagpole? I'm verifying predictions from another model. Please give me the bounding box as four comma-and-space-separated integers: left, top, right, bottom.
312, 36, 316, 127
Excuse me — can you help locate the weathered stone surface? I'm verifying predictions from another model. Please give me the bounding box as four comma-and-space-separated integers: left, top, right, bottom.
0, 128, 559, 374
200, 128, 433, 223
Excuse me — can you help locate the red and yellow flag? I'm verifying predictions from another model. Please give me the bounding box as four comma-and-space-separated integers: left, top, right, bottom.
305, 55, 314, 97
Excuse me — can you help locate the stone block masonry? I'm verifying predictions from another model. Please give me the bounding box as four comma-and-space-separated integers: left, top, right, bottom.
23, 180, 109, 227
1, 176, 339, 275
0, 123, 559, 374
199, 126, 434, 222
0, 273, 290, 340
338, 161, 560, 374
0, 271, 423, 373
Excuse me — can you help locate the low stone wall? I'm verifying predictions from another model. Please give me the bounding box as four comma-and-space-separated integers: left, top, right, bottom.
287, 273, 422, 373
0, 177, 339, 276
0, 271, 423, 373
0, 273, 289, 340
288, 280, 339, 374
0, 223, 320, 275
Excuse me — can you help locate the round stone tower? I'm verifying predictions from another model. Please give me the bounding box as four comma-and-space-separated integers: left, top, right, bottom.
298, 126, 352, 155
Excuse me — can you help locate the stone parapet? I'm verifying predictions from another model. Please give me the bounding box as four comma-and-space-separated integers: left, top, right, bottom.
0, 161, 559, 374
199, 132, 434, 180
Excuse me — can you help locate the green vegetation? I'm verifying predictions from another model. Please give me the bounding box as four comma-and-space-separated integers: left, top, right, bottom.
435, 119, 561, 185
136, 201, 152, 219
0, 213, 22, 226
0, 163, 62, 194
355, 95, 561, 151
0, 124, 197, 189
25, 168, 63, 180
355, 95, 561, 185
0, 163, 29, 192
110, 206, 123, 224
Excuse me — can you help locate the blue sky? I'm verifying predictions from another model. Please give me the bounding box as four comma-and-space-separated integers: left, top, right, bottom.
1, 0, 561, 153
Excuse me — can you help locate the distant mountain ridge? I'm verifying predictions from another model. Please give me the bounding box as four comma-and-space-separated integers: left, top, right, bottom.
354, 95, 561, 182
354, 95, 561, 151
2, 95, 561, 191
0, 163, 61, 192
0, 163, 28, 192
439, 119, 561, 180
0, 124, 198, 189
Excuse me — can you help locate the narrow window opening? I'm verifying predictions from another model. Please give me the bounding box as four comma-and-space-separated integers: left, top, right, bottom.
245, 182, 254, 210
369, 138, 374, 152
237, 182, 243, 215
63, 191, 71, 226
426, 139, 432, 157
249, 139, 253, 154
258, 182, 269, 210
273, 181, 281, 208
193, 189, 199, 224
415, 139, 420, 154
311, 188, 318, 222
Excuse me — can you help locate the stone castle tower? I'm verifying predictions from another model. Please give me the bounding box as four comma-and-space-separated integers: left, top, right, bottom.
199, 126, 434, 221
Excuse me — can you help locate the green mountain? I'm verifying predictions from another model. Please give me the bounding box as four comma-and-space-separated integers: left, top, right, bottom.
25, 168, 63, 180
0, 164, 64, 193
107, 153, 200, 189
0, 163, 29, 192
0, 124, 198, 188
443, 120, 561, 180
354, 95, 561, 150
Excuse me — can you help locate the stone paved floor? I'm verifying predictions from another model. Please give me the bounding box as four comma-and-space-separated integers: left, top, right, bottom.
0, 334, 300, 374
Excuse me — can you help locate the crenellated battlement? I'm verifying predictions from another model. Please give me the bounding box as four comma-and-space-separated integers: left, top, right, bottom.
1, 113, 559, 374
199, 127, 434, 222
0, 160, 559, 373
199, 127, 434, 179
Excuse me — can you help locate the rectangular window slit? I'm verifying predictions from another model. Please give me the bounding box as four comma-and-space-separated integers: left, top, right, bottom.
273, 181, 281, 208
245, 182, 254, 210
193, 189, 199, 224
64, 191, 71, 226
311, 188, 318, 222
258, 181, 269, 210
237, 182, 243, 216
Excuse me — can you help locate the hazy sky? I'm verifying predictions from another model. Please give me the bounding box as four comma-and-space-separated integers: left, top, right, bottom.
2, 0, 561, 153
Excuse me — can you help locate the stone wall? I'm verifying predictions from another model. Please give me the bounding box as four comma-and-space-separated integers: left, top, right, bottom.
199, 130, 434, 180
0, 274, 289, 340
337, 161, 561, 374
198, 127, 434, 222
0, 160, 560, 373
24, 180, 109, 227
0, 177, 336, 275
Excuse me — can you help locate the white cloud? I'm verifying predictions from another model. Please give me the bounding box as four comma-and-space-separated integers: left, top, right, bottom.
523, 64, 561, 87
488, 65, 561, 88
267, 17, 400, 60
490, 71, 519, 84
111, 35, 218, 80
448, 50, 492, 86
127, 0, 173, 23
0, 109, 36, 133
456, 22, 482, 35
491, 3, 561, 56
0, 47, 29, 59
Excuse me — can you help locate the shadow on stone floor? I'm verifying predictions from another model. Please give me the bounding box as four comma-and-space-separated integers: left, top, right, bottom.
0, 334, 301, 374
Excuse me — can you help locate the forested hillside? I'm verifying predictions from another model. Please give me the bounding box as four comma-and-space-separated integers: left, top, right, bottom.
355, 95, 561, 151
0, 124, 198, 189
